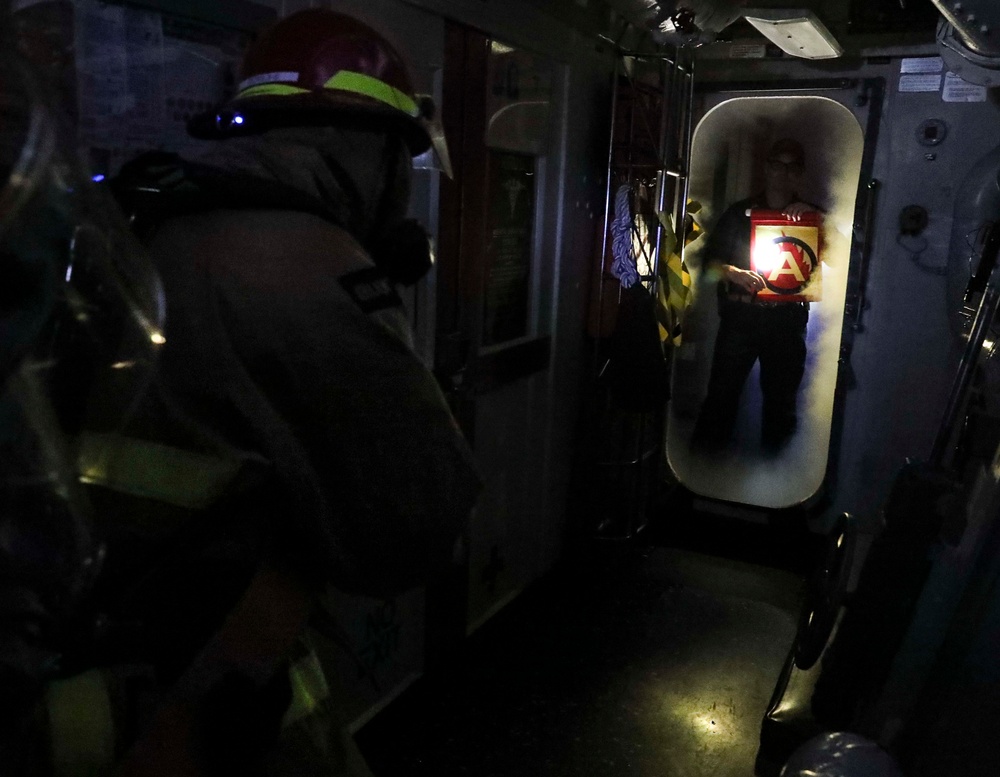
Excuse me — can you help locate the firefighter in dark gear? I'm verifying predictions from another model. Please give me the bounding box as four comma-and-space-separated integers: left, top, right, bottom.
114, 8, 477, 599
107, 9, 481, 775
691, 138, 818, 454
0, 15, 167, 775
4, 8, 480, 776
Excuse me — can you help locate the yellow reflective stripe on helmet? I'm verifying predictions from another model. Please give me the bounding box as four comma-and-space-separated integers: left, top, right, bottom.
236, 83, 310, 99
323, 70, 419, 117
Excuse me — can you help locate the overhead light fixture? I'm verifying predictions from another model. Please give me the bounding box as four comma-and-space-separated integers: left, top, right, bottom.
742, 9, 843, 60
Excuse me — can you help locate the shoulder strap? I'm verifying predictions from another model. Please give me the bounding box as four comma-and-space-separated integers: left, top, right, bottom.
112, 152, 431, 286
112, 152, 340, 241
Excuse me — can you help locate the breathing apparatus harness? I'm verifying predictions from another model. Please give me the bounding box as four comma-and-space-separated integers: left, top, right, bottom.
112, 149, 433, 288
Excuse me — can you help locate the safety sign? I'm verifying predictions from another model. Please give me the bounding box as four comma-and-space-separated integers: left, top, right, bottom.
749, 210, 823, 302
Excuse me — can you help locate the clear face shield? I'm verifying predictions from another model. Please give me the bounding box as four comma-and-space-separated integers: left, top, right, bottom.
414, 94, 454, 180
0, 40, 164, 733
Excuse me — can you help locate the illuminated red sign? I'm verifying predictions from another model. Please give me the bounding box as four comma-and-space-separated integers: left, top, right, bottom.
749, 210, 823, 302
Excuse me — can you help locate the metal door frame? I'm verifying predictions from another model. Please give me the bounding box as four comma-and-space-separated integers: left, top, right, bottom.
679, 76, 886, 519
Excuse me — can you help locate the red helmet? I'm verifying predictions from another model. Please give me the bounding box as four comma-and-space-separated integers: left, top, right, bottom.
189, 9, 433, 154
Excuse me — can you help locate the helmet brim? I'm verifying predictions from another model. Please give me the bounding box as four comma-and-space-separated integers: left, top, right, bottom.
187, 93, 432, 155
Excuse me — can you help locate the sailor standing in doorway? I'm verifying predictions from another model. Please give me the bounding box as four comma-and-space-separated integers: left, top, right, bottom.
691, 138, 819, 454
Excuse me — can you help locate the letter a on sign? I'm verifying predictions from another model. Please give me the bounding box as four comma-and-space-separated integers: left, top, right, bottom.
749, 210, 823, 302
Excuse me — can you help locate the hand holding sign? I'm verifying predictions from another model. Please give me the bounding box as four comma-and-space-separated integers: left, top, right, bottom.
782, 201, 819, 222
723, 264, 766, 293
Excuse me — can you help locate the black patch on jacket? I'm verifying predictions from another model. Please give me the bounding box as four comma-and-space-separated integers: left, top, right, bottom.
339, 268, 403, 314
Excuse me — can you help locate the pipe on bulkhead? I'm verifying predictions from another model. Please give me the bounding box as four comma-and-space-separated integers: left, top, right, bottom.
947, 142, 1000, 337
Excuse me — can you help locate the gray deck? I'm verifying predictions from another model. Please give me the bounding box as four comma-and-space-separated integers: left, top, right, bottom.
357, 545, 804, 776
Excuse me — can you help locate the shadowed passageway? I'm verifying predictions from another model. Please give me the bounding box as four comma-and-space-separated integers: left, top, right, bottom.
358, 543, 804, 776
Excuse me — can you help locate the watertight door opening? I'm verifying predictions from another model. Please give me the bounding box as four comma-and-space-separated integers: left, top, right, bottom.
667, 95, 864, 509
